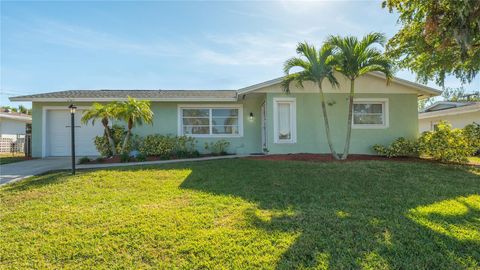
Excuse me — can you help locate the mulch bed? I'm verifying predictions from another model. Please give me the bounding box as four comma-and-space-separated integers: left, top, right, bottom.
248, 153, 423, 163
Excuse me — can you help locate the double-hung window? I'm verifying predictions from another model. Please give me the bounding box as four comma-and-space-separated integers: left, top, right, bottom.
179, 105, 243, 137
273, 97, 296, 143
352, 98, 389, 129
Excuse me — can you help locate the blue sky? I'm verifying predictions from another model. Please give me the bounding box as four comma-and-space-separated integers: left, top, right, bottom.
1, 0, 478, 107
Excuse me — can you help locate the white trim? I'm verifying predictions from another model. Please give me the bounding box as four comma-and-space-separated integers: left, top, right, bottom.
10, 97, 237, 102
273, 97, 297, 144
41, 106, 91, 158
352, 98, 389, 129
419, 103, 480, 119
177, 104, 244, 138
238, 72, 442, 97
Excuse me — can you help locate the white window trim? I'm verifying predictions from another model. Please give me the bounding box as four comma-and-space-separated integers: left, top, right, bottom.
273, 97, 297, 144
352, 98, 389, 129
177, 104, 244, 138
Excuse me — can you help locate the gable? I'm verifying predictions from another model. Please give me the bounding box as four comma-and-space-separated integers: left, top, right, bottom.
238, 72, 442, 98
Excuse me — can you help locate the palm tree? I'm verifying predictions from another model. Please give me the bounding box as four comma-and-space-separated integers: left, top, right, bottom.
283, 42, 341, 159
81, 103, 118, 156
326, 32, 393, 160
116, 96, 153, 154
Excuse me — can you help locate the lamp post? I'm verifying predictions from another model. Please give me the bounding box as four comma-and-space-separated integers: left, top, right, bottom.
68, 104, 77, 175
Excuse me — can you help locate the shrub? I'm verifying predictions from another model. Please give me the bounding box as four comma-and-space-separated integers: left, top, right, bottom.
120, 152, 130, 163
78, 156, 91, 164
418, 121, 473, 163
139, 134, 176, 158
205, 140, 230, 155
175, 136, 198, 158
463, 123, 480, 154
372, 137, 419, 158
136, 152, 147, 162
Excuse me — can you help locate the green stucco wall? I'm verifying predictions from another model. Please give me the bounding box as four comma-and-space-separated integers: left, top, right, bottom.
265, 93, 419, 154
31, 92, 418, 157
31, 95, 264, 157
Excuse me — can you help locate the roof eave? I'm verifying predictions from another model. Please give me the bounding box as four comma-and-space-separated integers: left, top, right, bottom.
9, 97, 238, 102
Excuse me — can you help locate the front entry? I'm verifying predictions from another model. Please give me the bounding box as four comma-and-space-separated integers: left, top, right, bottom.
261, 102, 267, 152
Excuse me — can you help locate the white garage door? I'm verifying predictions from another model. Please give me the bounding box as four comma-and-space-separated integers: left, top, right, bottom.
46, 110, 104, 156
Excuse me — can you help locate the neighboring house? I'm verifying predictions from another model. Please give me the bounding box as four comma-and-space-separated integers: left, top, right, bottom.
10, 72, 441, 158
419, 101, 480, 132
0, 111, 31, 140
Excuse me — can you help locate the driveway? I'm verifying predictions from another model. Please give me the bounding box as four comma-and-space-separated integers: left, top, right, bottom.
0, 157, 71, 185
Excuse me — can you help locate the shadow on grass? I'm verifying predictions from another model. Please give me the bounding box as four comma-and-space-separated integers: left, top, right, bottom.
1, 171, 70, 192
179, 159, 480, 269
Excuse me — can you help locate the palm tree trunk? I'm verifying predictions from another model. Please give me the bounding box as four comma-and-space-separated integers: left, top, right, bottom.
121, 129, 131, 154
104, 125, 116, 156
341, 79, 355, 160
318, 83, 340, 160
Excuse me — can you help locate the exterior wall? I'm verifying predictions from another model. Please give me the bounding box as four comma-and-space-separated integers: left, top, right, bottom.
0, 118, 28, 137
419, 111, 480, 132
265, 93, 419, 155
31, 94, 264, 157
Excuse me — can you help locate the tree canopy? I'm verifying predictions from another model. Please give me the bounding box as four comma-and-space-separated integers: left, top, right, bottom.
383, 0, 480, 86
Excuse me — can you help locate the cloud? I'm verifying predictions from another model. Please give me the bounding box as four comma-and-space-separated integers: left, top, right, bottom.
28, 19, 180, 57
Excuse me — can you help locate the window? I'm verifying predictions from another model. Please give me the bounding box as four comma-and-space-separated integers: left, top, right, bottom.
178, 105, 243, 137
273, 98, 296, 143
352, 99, 389, 128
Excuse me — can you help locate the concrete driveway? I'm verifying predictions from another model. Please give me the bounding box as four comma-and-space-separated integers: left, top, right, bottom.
0, 157, 71, 186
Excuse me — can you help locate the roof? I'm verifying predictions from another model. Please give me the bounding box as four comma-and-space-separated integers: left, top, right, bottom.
9, 90, 238, 102
0, 111, 32, 122
238, 71, 442, 98
419, 101, 480, 119
9, 73, 442, 102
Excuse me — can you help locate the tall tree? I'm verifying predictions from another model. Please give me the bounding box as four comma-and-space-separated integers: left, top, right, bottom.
327, 32, 393, 160
383, 0, 480, 86
81, 103, 118, 156
116, 97, 153, 154
283, 43, 341, 159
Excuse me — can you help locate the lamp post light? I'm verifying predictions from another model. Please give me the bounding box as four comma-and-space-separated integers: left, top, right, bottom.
68, 104, 77, 175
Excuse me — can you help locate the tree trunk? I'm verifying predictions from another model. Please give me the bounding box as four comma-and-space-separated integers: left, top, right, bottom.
102, 125, 116, 157
318, 83, 340, 160
121, 129, 131, 154
121, 118, 133, 154
341, 79, 355, 160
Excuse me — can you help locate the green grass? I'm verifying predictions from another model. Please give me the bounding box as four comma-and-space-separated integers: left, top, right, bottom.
1, 159, 479, 269
0, 153, 27, 165
469, 156, 480, 165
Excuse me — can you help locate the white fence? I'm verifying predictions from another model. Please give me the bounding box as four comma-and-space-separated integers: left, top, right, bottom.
0, 135, 26, 153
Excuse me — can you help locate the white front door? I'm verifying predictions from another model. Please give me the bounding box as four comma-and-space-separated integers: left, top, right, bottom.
46, 110, 103, 156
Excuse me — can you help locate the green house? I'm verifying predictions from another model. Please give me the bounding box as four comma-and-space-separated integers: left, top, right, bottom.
10, 72, 441, 158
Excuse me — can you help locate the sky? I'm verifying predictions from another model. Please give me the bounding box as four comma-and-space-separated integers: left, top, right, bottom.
1, 0, 479, 108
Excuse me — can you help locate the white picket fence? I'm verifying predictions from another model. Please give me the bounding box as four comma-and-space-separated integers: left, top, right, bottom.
0, 136, 25, 153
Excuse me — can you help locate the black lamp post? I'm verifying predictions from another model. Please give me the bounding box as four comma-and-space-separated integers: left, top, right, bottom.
68, 104, 77, 175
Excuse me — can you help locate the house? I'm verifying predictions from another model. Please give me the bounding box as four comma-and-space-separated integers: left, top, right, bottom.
0, 110, 32, 140
10, 72, 441, 158
419, 101, 480, 132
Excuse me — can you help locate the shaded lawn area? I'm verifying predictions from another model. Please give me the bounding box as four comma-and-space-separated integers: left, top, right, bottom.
0, 153, 27, 165
1, 159, 479, 269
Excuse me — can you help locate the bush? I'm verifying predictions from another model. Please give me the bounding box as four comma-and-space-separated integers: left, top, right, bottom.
175, 136, 197, 157
372, 137, 419, 158
136, 152, 147, 162
94, 125, 140, 157
464, 123, 480, 154
418, 121, 473, 163
139, 134, 176, 158
205, 140, 230, 155
78, 156, 91, 164
120, 152, 130, 163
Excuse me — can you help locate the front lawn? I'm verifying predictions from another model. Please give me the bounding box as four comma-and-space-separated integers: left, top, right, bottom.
1, 159, 479, 269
